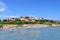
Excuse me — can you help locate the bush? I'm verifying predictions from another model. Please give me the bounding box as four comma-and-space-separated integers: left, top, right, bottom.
43, 22, 52, 26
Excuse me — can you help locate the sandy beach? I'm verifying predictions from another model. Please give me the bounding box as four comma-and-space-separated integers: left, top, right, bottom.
2, 24, 49, 29
1, 24, 60, 30
21, 24, 49, 28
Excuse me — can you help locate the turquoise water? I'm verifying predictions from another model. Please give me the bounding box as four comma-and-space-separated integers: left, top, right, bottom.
0, 27, 60, 40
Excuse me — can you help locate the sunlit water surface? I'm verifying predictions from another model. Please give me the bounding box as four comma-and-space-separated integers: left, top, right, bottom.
0, 27, 60, 40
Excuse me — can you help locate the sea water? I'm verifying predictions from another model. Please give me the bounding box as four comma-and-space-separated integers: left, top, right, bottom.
0, 27, 60, 40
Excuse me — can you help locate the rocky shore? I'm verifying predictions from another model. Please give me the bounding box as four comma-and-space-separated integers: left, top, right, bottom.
1, 24, 49, 29
0, 24, 60, 29
21, 24, 49, 28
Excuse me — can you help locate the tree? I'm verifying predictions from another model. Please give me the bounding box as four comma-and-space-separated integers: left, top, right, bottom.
3, 19, 7, 21
44, 19, 49, 22
16, 19, 21, 21
41, 18, 44, 20
0, 20, 1, 22
39, 20, 45, 24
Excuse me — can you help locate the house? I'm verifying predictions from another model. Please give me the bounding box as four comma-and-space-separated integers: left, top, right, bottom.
6, 18, 17, 21
19, 16, 36, 22
5, 16, 41, 22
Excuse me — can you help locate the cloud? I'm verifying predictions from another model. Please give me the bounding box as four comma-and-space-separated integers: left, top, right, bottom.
0, 1, 6, 12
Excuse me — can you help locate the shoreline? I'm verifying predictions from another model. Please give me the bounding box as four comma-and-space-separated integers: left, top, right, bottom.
0, 24, 60, 29
2, 24, 49, 29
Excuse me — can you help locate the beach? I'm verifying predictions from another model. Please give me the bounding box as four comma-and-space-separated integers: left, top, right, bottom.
1, 24, 49, 29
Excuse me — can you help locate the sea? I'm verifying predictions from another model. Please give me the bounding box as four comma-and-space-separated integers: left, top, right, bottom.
0, 27, 60, 40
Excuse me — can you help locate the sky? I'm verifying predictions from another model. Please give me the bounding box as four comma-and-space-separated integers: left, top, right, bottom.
0, 0, 60, 20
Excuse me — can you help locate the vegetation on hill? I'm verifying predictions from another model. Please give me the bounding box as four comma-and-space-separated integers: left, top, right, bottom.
0, 17, 60, 26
